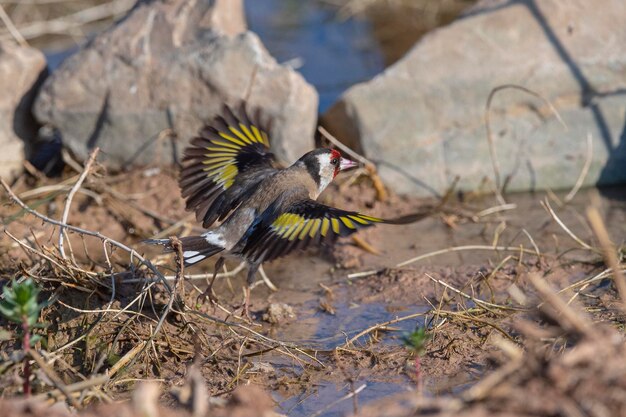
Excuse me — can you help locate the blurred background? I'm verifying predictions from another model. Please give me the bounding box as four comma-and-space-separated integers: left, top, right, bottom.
0, 0, 475, 110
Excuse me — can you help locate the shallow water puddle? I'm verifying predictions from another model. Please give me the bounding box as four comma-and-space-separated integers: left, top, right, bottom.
277, 380, 409, 417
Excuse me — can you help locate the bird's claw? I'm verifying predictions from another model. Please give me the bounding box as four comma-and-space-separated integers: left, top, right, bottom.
196, 288, 218, 306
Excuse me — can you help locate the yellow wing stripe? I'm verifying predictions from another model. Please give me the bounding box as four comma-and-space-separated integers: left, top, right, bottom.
299, 220, 314, 240
203, 152, 237, 158
251, 125, 264, 144
204, 163, 233, 172
309, 218, 321, 238
218, 131, 246, 146
283, 217, 305, 240
261, 131, 270, 147
358, 214, 383, 223
271, 211, 375, 242
348, 215, 369, 225
203, 156, 234, 164
239, 124, 258, 144
288, 221, 307, 241
321, 218, 330, 237
205, 146, 237, 153
209, 140, 241, 151
229, 126, 252, 145
340, 217, 356, 229
220, 164, 238, 181
272, 214, 288, 231
273, 213, 303, 237
282, 224, 298, 239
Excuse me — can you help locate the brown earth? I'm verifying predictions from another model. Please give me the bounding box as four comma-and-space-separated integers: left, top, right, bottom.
1, 163, 625, 417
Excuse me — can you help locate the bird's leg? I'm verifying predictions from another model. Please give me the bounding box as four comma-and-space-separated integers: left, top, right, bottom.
196, 256, 225, 306
242, 285, 251, 322
242, 265, 258, 321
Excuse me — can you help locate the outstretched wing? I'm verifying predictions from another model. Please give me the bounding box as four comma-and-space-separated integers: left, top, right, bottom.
180, 103, 280, 228
237, 197, 418, 264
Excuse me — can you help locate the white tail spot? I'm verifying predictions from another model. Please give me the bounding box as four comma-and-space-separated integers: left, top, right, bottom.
185, 254, 206, 264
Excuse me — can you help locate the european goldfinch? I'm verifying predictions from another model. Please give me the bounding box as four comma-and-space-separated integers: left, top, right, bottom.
147, 103, 419, 318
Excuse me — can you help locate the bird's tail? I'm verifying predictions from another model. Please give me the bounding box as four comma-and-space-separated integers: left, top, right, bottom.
144, 236, 224, 266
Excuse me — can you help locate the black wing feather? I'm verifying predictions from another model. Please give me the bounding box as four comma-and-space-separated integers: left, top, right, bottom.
179, 102, 280, 228
235, 197, 389, 264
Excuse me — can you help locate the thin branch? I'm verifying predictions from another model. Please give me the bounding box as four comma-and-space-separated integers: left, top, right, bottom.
29, 350, 80, 408
565, 132, 593, 203
0, 178, 172, 293
0, 4, 28, 46
541, 199, 593, 251
347, 244, 540, 279
59, 147, 99, 259
318, 126, 374, 167
0, 0, 135, 41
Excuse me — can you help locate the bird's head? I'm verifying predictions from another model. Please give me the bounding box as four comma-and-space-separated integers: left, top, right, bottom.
297, 148, 358, 196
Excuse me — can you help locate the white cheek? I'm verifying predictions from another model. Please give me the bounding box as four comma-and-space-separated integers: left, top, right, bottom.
315, 154, 333, 197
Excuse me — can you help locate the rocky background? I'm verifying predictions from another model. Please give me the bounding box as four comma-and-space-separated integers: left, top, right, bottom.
1, 0, 625, 196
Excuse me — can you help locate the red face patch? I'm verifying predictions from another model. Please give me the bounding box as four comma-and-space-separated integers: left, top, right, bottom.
330, 149, 342, 178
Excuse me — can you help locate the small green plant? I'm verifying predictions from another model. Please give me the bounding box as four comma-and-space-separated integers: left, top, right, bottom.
401, 326, 430, 389
0, 278, 49, 396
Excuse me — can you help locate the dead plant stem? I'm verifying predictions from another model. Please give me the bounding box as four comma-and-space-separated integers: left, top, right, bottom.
59, 148, 99, 259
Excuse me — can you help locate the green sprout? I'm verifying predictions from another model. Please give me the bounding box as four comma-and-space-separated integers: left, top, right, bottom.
401, 326, 430, 356
0, 278, 50, 396
401, 326, 430, 389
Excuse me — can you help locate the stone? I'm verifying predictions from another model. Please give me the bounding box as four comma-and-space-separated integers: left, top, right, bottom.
0, 42, 47, 181
262, 302, 296, 324
322, 0, 626, 196
34, 0, 317, 170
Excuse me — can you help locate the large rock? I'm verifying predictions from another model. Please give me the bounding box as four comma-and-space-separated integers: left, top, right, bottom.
34, 0, 317, 169
0, 42, 47, 180
322, 0, 626, 196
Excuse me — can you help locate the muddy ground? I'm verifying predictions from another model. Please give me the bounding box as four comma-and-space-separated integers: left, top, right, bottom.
1, 163, 626, 417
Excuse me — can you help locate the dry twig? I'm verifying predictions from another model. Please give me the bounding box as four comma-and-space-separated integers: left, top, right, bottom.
59, 148, 100, 259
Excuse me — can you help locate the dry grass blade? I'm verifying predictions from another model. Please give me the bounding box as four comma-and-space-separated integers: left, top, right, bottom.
33, 374, 109, 404
59, 147, 99, 259
348, 244, 540, 280
186, 308, 325, 368
485, 84, 567, 204
395, 244, 538, 268
343, 311, 426, 346
564, 133, 593, 203
527, 273, 591, 335
0, 177, 172, 293
541, 198, 594, 251
0, 4, 27, 46
309, 383, 367, 417
586, 206, 626, 308
352, 235, 382, 255
0, 0, 135, 41
461, 359, 520, 402
29, 349, 80, 408
427, 274, 524, 312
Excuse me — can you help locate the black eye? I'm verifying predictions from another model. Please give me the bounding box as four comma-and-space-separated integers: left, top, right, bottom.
331, 158, 338, 165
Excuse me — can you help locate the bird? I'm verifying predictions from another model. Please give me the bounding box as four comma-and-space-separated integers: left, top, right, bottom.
146, 102, 423, 319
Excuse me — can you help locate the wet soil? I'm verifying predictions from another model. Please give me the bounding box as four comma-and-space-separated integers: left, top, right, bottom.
1, 164, 626, 417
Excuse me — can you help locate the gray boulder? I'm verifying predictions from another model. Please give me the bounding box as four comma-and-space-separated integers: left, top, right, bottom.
0, 42, 46, 180
34, 0, 317, 169
322, 0, 626, 196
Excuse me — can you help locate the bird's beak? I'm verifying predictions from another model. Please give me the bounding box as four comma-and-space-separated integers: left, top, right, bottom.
339, 157, 358, 171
